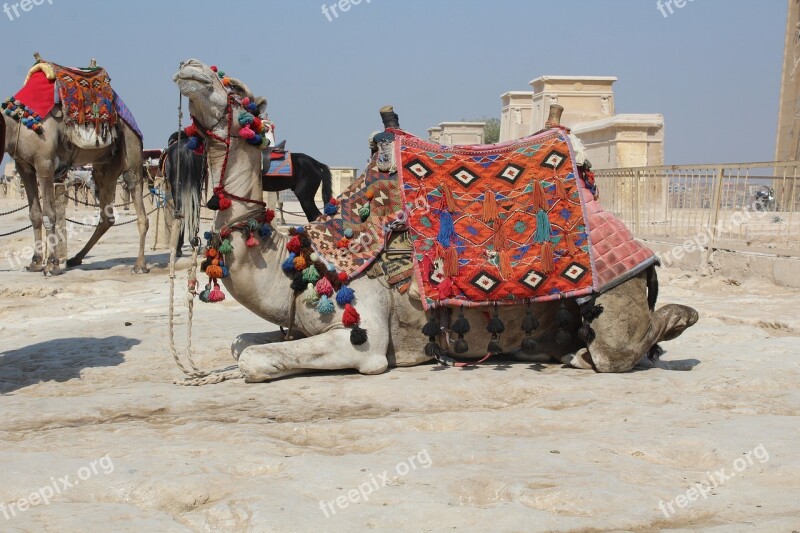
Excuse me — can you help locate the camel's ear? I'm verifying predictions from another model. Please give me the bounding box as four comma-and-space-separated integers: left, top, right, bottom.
254, 97, 267, 116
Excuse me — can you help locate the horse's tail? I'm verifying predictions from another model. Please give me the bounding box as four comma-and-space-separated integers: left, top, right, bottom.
165, 139, 203, 241
320, 162, 333, 205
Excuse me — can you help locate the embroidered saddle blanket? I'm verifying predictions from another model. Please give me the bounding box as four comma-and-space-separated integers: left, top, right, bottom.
304, 128, 656, 310
3, 61, 142, 143
262, 150, 293, 177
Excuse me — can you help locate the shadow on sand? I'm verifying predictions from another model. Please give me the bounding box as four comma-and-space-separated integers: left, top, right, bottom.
0, 336, 138, 394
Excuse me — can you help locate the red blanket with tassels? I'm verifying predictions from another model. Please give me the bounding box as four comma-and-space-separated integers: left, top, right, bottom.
13, 70, 56, 118
396, 130, 656, 310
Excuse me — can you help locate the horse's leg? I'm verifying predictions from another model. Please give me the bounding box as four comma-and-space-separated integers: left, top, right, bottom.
66, 160, 122, 268
17, 164, 44, 272
292, 163, 323, 222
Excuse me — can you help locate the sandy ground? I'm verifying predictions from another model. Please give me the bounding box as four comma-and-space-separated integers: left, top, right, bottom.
0, 198, 799, 533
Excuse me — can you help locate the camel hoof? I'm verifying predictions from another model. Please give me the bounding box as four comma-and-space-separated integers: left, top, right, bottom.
66, 257, 82, 268
131, 263, 150, 274
25, 263, 45, 273
44, 265, 63, 276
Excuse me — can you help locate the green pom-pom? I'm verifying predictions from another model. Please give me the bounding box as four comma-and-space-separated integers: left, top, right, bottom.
218, 239, 233, 254
302, 265, 320, 283
358, 205, 370, 222
303, 285, 320, 305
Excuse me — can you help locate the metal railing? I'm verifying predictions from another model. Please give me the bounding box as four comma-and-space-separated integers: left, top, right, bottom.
593, 161, 800, 257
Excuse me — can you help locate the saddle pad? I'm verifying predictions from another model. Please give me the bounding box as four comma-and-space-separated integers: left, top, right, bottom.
54, 65, 116, 131
397, 129, 597, 309
263, 151, 293, 177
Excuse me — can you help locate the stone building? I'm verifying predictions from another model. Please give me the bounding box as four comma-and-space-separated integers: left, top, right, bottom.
499, 76, 664, 170
427, 122, 486, 145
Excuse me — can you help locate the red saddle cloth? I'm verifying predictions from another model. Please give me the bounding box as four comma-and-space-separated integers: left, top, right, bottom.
395, 129, 656, 310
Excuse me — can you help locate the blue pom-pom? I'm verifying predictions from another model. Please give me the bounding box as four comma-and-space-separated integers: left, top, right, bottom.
203, 231, 213, 241
324, 203, 338, 216
295, 226, 305, 234
187, 136, 201, 150
344, 228, 354, 238
317, 295, 335, 314
249, 134, 262, 145
281, 253, 297, 273
247, 102, 258, 112
336, 285, 355, 306
221, 266, 230, 278
260, 224, 273, 238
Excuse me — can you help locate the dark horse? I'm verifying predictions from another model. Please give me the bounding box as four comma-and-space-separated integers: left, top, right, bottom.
1, 117, 5, 162
164, 133, 332, 254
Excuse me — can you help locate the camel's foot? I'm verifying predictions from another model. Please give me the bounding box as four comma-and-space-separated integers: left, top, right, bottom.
44, 261, 63, 276
25, 262, 45, 273
131, 260, 149, 274
561, 349, 595, 370
66, 257, 82, 268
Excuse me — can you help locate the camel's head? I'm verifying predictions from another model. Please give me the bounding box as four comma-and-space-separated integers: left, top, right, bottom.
173, 59, 267, 143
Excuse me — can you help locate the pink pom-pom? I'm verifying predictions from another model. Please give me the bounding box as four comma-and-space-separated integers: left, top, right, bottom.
245, 236, 259, 248
209, 284, 225, 302
210, 65, 218, 72
242, 97, 250, 106
315, 277, 334, 297
239, 126, 255, 140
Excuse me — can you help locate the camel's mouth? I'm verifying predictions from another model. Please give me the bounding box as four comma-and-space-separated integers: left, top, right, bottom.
173, 60, 217, 94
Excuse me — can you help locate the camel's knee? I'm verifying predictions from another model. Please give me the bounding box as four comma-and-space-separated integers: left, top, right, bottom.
655, 304, 699, 341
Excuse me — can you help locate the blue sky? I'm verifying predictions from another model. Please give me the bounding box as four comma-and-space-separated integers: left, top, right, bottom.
0, 0, 788, 172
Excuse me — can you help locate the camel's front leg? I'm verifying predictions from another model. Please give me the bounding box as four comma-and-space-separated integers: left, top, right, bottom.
16, 164, 44, 272
236, 329, 389, 382
33, 160, 62, 276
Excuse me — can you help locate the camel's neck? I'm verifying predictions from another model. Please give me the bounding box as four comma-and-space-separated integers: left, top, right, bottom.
206, 139, 263, 228
205, 139, 295, 326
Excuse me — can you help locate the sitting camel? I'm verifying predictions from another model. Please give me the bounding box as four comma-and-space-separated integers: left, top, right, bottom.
174, 59, 698, 381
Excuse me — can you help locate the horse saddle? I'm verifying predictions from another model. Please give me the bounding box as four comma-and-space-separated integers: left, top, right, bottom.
262, 141, 293, 178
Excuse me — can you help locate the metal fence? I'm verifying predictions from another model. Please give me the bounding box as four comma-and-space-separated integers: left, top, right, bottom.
593, 161, 800, 257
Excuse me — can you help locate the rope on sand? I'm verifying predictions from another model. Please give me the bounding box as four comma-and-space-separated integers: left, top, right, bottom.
0, 204, 28, 216
0, 224, 32, 237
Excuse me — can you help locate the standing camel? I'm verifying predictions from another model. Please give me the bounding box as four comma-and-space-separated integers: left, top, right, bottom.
2, 57, 149, 275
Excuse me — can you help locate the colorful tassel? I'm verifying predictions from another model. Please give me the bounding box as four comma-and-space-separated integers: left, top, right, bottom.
534, 209, 552, 243
441, 183, 457, 212
443, 246, 459, 277
532, 180, 548, 211
245, 234, 259, 248
342, 304, 360, 327
565, 231, 578, 256
350, 326, 368, 346
315, 277, 334, 297
287, 235, 302, 254
208, 283, 225, 302
317, 295, 335, 314
324, 203, 339, 216
499, 250, 513, 279
293, 256, 307, 270
541, 242, 555, 274
282, 253, 297, 273
303, 285, 320, 305
493, 225, 507, 251
218, 239, 233, 254
302, 265, 320, 283
437, 210, 455, 248
260, 224, 273, 238
482, 190, 498, 223
336, 238, 349, 249
556, 179, 568, 200
336, 285, 355, 306
218, 195, 232, 211
206, 264, 223, 279
358, 205, 370, 222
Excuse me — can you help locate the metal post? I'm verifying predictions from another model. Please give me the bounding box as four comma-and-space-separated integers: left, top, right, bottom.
708, 167, 725, 250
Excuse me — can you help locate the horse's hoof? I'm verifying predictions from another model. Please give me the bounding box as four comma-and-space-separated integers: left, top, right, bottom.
25, 263, 45, 273
66, 258, 82, 268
